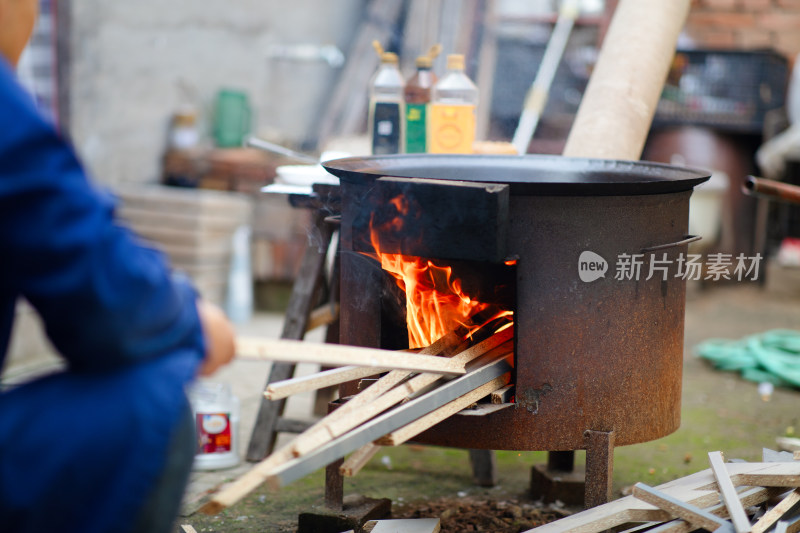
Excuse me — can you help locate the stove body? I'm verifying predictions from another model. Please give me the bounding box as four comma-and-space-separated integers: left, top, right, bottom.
329, 155, 708, 453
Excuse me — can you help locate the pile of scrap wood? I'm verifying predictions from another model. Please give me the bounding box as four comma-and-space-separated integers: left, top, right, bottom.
201, 315, 514, 515
527, 449, 800, 533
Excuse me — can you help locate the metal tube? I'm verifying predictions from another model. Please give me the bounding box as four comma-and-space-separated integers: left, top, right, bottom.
744, 176, 800, 205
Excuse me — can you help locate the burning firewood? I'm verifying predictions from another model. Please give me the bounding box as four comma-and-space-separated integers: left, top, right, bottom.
262, 354, 514, 491
291, 332, 513, 457
200, 322, 514, 515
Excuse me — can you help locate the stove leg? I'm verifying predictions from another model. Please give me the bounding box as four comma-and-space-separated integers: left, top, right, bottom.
583, 429, 615, 509
469, 449, 497, 487
325, 458, 344, 511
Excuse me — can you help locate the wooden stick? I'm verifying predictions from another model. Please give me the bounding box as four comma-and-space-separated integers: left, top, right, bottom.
290, 328, 513, 457
199, 444, 296, 515
491, 384, 514, 404
524, 462, 800, 533
643, 487, 786, 533
200, 326, 489, 514
293, 334, 514, 457
709, 451, 752, 533
305, 303, 339, 333
376, 373, 511, 446
264, 357, 514, 490
236, 337, 466, 375
264, 366, 388, 400
181, 526, 198, 533
284, 330, 467, 458
752, 489, 800, 533
340, 443, 381, 477
632, 482, 729, 532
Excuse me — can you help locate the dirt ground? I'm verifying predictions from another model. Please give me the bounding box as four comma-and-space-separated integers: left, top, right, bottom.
180, 283, 800, 532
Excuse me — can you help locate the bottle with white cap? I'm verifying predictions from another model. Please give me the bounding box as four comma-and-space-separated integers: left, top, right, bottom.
368, 41, 405, 155
428, 53, 479, 154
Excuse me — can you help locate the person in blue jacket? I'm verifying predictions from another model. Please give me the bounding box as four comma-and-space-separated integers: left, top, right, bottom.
0, 1, 237, 532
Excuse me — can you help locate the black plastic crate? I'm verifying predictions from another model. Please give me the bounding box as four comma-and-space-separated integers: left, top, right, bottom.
653, 49, 788, 134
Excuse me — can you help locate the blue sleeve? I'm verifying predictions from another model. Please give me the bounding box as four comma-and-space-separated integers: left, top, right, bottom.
0, 60, 205, 372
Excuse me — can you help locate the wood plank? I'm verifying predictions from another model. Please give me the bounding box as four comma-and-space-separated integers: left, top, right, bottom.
200, 444, 297, 514
376, 373, 511, 446
729, 462, 800, 487
236, 338, 467, 375
203, 328, 495, 513
490, 384, 514, 404
291, 330, 513, 457
181, 526, 198, 533
522, 464, 778, 533
644, 487, 784, 533
752, 489, 800, 533
526, 461, 800, 533
709, 451, 752, 533
305, 303, 339, 333
457, 403, 513, 416
632, 482, 729, 531
265, 365, 387, 400
363, 518, 441, 533
264, 357, 514, 489
286, 327, 474, 458
299, 337, 513, 456
340, 443, 381, 477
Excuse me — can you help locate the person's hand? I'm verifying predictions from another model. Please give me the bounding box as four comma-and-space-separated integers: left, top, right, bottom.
196, 299, 236, 376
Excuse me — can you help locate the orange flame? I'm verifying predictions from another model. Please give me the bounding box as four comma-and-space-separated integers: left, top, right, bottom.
368, 194, 513, 349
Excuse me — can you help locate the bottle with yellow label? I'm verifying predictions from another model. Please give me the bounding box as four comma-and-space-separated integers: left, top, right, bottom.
428, 54, 479, 154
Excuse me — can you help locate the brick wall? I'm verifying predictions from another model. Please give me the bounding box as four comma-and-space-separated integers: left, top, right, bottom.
686, 0, 800, 61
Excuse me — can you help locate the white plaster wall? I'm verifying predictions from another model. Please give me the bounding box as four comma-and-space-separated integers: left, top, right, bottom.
69, 0, 366, 186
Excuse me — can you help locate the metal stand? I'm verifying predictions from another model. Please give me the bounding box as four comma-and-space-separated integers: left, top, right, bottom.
530, 434, 615, 510
584, 429, 615, 509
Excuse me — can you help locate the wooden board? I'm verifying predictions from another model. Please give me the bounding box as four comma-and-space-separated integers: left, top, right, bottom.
632, 482, 728, 531
752, 489, 800, 533
376, 374, 510, 446
525, 462, 800, 533
708, 452, 751, 533
236, 338, 467, 375
264, 357, 513, 489
363, 518, 441, 533
264, 365, 387, 400
340, 443, 381, 477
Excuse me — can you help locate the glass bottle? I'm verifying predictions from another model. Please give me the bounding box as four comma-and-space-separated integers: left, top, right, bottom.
428, 54, 479, 154
404, 45, 440, 153
368, 44, 405, 155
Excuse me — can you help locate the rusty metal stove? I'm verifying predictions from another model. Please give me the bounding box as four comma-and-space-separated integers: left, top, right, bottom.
324, 153, 710, 507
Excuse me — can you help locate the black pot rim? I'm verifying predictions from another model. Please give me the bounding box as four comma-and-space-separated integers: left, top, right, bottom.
322, 154, 711, 196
